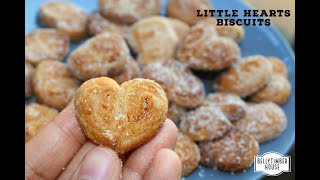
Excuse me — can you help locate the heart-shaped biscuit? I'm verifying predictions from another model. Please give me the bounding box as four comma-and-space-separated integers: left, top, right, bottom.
75, 77, 168, 154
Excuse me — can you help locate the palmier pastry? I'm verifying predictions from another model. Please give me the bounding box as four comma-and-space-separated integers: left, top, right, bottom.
127, 16, 179, 66
177, 19, 240, 71
67, 32, 129, 81
199, 128, 259, 172
33, 60, 80, 110
39, 1, 87, 41
167, 0, 212, 25
142, 60, 205, 108
74, 77, 168, 154
179, 105, 232, 141
25, 62, 34, 98
99, 0, 161, 24
216, 25, 245, 42
174, 132, 200, 176
250, 75, 291, 105
25, 29, 69, 65
234, 102, 287, 143
199, 18, 245, 42
110, 57, 140, 84
87, 11, 129, 37
25, 103, 59, 142
214, 55, 273, 97
168, 18, 191, 41
269, 56, 288, 77
203, 93, 246, 122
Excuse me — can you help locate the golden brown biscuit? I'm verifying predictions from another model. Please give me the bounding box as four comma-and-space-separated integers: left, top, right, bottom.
75, 77, 168, 154
174, 132, 200, 176
25, 103, 59, 142
25, 29, 69, 66
110, 57, 140, 84
177, 20, 240, 70
87, 11, 129, 37
179, 105, 232, 141
250, 75, 291, 105
99, 0, 161, 24
203, 93, 246, 122
25, 62, 34, 98
168, 18, 190, 41
234, 102, 287, 143
199, 128, 259, 172
214, 55, 273, 97
177, 18, 218, 51
67, 32, 129, 81
167, 0, 212, 25
167, 103, 186, 124
142, 62, 176, 95
194, 18, 245, 42
142, 60, 205, 108
216, 25, 245, 42
269, 56, 288, 77
33, 60, 80, 110
127, 16, 179, 66
39, 1, 87, 41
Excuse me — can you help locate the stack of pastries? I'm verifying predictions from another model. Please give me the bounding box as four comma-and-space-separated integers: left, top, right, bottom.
25, 0, 292, 177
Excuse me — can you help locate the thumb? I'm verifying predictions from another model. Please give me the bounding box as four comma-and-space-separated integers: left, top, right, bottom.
75, 146, 122, 180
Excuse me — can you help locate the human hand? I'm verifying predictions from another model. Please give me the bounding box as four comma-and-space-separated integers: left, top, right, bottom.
25, 102, 182, 180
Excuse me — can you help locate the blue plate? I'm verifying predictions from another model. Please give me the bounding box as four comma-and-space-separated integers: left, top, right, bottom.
25, 0, 295, 179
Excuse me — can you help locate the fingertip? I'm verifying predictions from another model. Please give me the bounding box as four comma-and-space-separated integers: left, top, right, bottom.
77, 146, 121, 180
164, 119, 179, 148
157, 148, 182, 171
144, 148, 182, 180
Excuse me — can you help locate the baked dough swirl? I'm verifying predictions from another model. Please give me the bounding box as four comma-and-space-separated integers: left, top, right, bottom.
75, 77, 168, 154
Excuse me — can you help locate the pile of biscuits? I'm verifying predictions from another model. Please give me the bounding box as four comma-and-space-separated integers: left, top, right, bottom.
25, 0, 291, 177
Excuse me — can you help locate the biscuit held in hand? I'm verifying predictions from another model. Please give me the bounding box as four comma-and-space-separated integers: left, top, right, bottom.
74, 77, 168, 154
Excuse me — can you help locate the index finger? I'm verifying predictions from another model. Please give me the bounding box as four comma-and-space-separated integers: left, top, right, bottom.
25, 102, 87, 180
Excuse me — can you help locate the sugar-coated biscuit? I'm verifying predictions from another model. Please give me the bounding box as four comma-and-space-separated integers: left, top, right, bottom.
25, 29, 69, 66
250, 75, 291, 105
87, 11, 129, 37
99, 0, 161, 24
167, 103, 186, 124
142, 62, 176, 94
68, 32, 129, 81
174, 132, 201, 176
39, 1, 87, 41
234, 102, 287, 142
199, 128, 259, 172
25, 62, 34, 98
216, 25, 245, 42
75, 77, 168, 154
203, 93, 246, 122
127, 16, 179, 66
180, 105, 232, 141
25, 103, 59, 142
168, 18, 191, 41
269, 56, 288, 77
177, 19, 240, 70
142, 60, 205, 108
110, 57, 140, 84
214, 55, 273, 97
200, 18, 245, 42
167, 0, 212, 25
33, 60, 80, 110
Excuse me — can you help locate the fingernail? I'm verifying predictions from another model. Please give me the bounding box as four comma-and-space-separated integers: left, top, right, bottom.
78, 147, 115, 180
